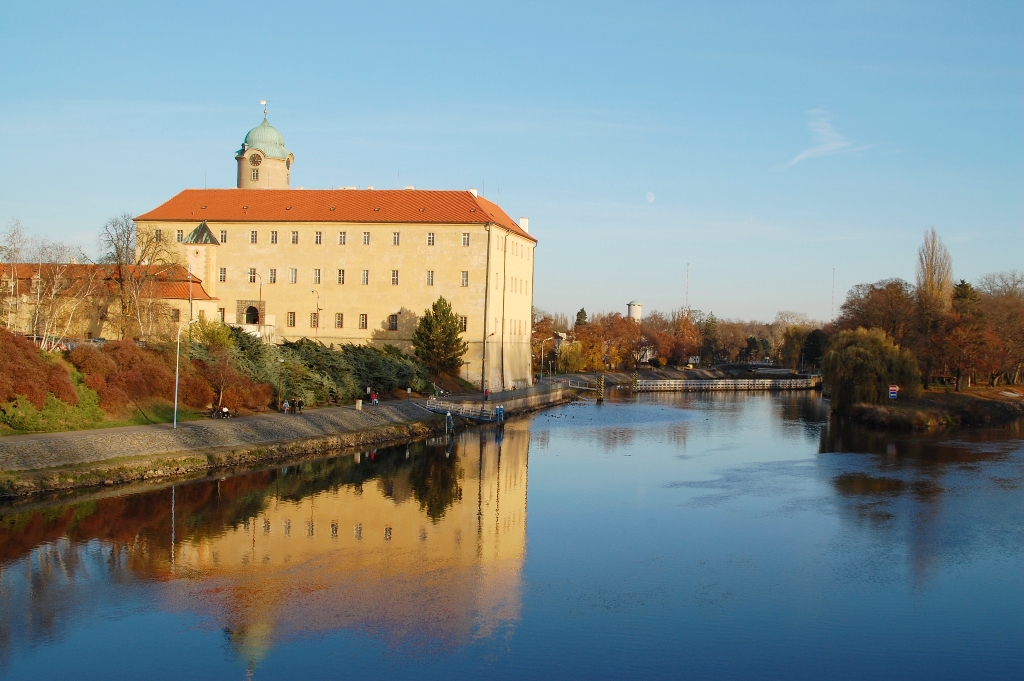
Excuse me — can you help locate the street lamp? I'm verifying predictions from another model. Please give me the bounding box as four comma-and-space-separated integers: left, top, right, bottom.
480, 330, 496, 396
539, 336, 553, 379
174, 318, 200, 429
310, 290, 321, 340
277, 357, 285, 410
253, 271, 263, 338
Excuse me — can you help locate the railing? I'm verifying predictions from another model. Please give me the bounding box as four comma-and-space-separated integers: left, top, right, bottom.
633, 378, 819, 392
424, 398, 504, 422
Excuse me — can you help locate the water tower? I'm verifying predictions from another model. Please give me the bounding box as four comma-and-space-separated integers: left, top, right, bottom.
627, 301, 643, 321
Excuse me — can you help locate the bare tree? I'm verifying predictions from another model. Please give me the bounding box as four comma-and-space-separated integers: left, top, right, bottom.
916, 228, 953, 312
1, 220, 30, 331
98, 214, 178, 340
34, 242, 98, 350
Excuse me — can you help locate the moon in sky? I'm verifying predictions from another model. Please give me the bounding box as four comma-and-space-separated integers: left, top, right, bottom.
645, 192, 655, 203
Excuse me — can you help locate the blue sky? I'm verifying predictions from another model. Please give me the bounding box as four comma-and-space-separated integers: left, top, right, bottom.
1, 1, 1020, 322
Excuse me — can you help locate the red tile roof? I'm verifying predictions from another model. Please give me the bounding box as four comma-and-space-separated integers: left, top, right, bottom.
0, 264, 215, 301
136, 189, 536, 242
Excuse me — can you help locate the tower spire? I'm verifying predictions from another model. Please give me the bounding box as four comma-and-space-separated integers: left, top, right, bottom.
260, 99, 268, 118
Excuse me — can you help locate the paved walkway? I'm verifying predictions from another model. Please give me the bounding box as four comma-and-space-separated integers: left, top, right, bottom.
0, 401, 430, 472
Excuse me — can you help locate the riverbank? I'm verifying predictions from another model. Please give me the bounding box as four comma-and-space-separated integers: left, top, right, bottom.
844, 387, 1024, 430
0, 387, 576, 499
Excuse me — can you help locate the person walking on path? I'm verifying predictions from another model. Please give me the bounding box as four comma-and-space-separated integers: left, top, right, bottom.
371, 391, 378, 406
297, 398, 304, 413
484, 388, 490, 402
282, 400, 290, 414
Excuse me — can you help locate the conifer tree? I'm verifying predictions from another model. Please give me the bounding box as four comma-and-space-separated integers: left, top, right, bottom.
412, 296, 468, 375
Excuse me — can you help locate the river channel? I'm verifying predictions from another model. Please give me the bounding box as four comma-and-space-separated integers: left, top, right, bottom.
1, 393, 1022, 679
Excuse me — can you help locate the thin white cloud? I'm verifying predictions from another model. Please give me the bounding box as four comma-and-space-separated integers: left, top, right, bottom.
787, 109, 855, 167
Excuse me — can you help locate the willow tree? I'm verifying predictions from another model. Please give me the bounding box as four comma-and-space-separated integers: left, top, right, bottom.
412, 296, 468, 376
822, 328, 921, 413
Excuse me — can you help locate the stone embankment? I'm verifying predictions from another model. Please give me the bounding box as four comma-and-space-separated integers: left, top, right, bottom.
0, 389, 576, 498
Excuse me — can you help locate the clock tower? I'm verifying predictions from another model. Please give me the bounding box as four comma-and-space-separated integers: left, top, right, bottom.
235, 117, 294, 189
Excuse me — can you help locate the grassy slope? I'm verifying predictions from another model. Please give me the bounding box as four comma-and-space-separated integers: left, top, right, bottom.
846, 386, 1024, 429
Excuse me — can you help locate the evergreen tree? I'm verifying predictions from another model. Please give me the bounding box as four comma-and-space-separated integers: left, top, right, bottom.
412, 296, 469, 375
575, 308, 588, 327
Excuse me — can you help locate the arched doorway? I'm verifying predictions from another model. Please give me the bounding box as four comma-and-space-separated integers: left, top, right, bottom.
245, 306, 259, 324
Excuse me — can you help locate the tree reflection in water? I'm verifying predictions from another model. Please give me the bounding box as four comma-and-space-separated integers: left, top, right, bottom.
0, 424, 527, 668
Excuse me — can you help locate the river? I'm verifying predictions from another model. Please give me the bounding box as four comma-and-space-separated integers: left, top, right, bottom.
1, 393, 1022, 679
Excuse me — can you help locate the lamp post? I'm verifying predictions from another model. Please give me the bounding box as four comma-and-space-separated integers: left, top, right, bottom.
254, 271, 263, 338
174, 318, 199, 428
539, 336, 553, 379
310, 290, 321, 340
277, 357, 285, 410
480, 330, 496, 398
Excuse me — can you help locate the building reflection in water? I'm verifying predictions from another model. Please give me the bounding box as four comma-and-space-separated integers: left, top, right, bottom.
0, 421, 529, 670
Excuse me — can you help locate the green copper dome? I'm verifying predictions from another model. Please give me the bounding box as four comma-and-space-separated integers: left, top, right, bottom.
236, 118, 292, 160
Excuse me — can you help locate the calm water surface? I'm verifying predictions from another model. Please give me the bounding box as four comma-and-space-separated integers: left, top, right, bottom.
1, 393, 1023, 679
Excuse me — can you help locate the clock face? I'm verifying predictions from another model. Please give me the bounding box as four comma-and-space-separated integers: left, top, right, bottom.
249, 154, 262, 167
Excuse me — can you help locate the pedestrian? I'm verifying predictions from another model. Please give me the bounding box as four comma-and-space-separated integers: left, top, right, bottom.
484, 388, 490, 401
282, 400, 290, 414
297, 398, 304, 412
371, 391, 378, 406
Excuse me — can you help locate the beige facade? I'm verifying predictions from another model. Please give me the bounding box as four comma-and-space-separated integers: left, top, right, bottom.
136, 117, 537, 389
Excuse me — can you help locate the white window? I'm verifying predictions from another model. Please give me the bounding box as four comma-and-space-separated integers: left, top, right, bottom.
427, 232, 435, 246
358, 314, 368, 329
392, 232, 400, 245
426, 270, 434, 286
310, 312, 319, 328
337, 269, 345, 284
315, 231, 322, 245
391, 270, 399, 286
313, 268, 321, 285
251, 168, 258, 181
289, 268, 297, 284
290, 231, 298, 244
154, 229, 162, 242
462, 233, 470, 247
219, 267, 226, 282
250, 230, 258, 244
287, 312, 296, 327
218, 308, 225, 323
248, 268, 256, 283
338, 231, 347, 245
269, 268, 277, 284
388, 314, 398, 331
270, 230, 278, 244
220, 230, 228, 243
461, 271, 468, 287
459, 316, 467, 332
361, 270, 369, 285
335, 313, 344, 328
176, 229, 183, 243
362, 231, 370, 245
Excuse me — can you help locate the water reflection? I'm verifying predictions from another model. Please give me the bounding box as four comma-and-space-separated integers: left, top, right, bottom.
0, 422, 529, 671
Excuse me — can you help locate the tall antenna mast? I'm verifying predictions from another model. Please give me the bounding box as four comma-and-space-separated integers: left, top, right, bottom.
831, 267, 836, 322
686, 263, 690, 310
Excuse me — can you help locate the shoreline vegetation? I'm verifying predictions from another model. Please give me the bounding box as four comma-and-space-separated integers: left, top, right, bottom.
844, 387, 1024, 430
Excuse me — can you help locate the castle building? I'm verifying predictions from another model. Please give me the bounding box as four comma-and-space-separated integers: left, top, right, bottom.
135, 117, 536, 389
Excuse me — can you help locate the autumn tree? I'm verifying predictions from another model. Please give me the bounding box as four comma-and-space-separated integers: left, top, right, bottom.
412, 296, 469, 375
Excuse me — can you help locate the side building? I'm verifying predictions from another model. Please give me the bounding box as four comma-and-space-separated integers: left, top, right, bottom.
135, 188, 536, 390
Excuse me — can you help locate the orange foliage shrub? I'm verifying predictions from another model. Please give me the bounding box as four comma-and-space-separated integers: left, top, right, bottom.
67, 345, 117, 378
179, 374, 214, 409
0, 329, 78, 408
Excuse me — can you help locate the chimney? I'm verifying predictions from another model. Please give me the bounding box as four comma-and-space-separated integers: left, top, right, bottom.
520, 217, 529, 233
469, 188, 478, 197
404, 185, 415, 190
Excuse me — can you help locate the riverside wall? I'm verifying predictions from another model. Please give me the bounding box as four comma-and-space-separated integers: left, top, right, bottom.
0, 388, 575, 498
